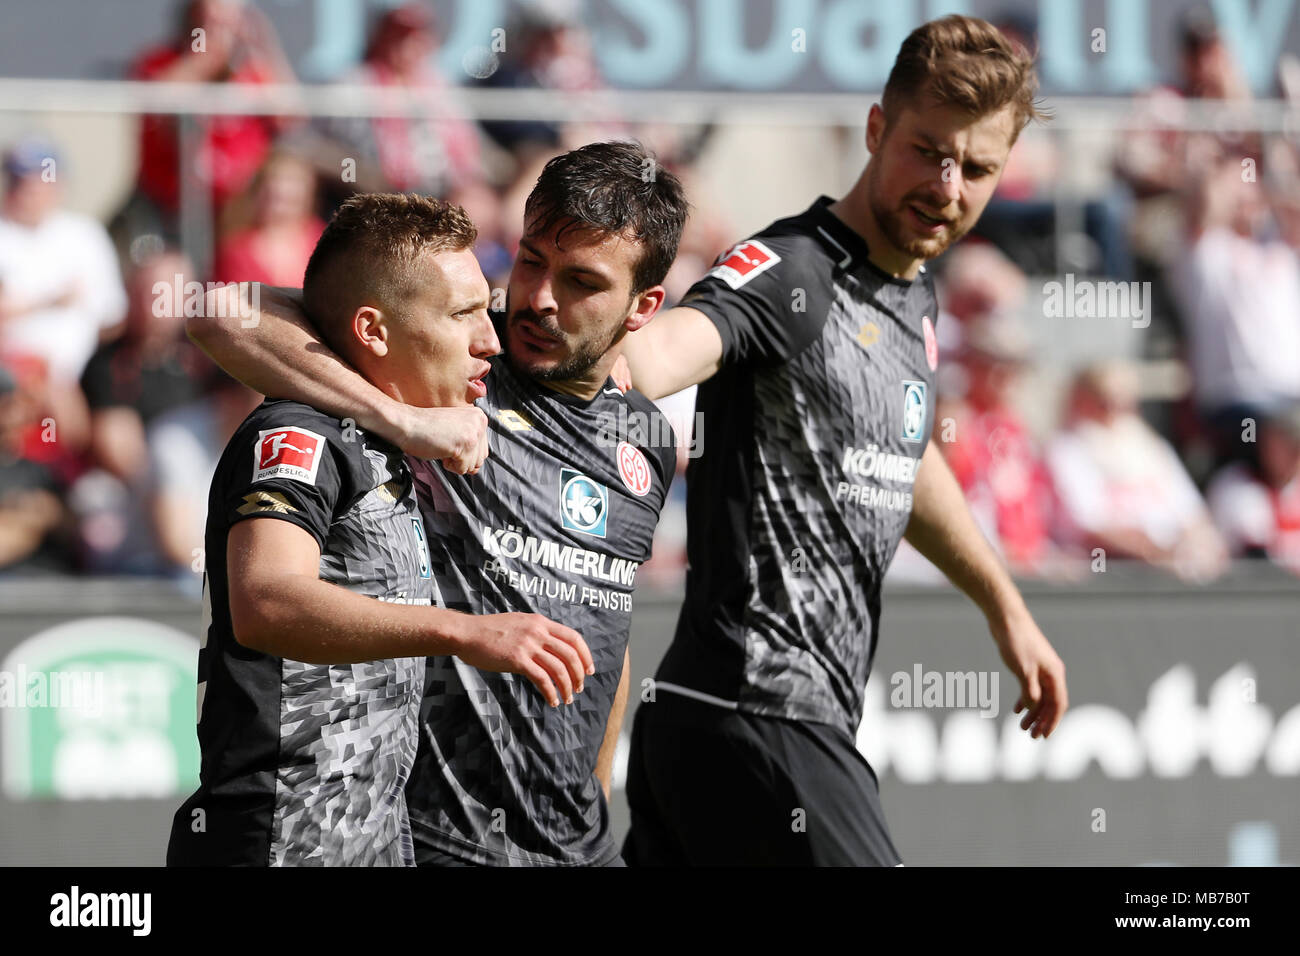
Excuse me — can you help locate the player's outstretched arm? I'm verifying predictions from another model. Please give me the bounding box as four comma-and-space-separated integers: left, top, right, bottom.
227, 519, 593, 707
594, 646, 631, 801
903, 442, 1068, 738
187, 285, 488, 474
620, 306, 725, 400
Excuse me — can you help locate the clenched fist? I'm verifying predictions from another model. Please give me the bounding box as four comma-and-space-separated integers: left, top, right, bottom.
394, 404, 490, 475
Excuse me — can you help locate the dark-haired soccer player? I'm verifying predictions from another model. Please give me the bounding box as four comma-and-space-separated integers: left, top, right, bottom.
167, 195, 591, 867
188, 142, 688, 865
618, 14, 1069, 865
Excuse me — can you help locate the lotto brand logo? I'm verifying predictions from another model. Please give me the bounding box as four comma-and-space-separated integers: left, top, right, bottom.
253, 427, 324, 484
496, 409, 532, 432
616, 441, 652, 497
708, 239, 780, 290
560, 469, 608, 538
855, 321, 880, 350
901, 382, 927, 443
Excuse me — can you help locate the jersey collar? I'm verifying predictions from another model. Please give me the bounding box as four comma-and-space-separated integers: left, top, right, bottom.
809, 195, 922, 288
492, 353, 619, 411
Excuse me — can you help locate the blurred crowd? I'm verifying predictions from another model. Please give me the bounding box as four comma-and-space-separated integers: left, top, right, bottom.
1, 1, 1298, 587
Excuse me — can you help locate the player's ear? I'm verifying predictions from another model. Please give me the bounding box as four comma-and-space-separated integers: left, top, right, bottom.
866, 103, 887, 154
352, 306, 390, 357
624, 285, 666, 334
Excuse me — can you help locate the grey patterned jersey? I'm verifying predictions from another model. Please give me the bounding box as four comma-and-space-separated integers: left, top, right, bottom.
405, 357, 675, 866
167, 399, 435, 867
654, 196, 940, 737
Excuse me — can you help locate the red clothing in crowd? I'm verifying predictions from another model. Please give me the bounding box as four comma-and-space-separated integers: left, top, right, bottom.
131, 46, 276, 213
944, 406, 1057, 567
212, 218, 325, 288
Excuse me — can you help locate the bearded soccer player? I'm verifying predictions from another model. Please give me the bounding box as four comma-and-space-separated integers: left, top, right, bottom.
167, 195, 591, 867
188, 143, 687, 865
618, 15, 1069, 866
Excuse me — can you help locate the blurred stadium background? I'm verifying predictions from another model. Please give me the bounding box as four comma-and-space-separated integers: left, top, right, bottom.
0, 0, 1298, 865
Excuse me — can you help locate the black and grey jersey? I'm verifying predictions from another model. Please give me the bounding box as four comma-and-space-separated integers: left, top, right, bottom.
167, 399, 435, 867
406, 357, 674, 866
654, 196, 940, 737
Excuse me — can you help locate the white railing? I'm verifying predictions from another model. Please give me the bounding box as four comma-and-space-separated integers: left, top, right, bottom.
0, 78, 1296, 130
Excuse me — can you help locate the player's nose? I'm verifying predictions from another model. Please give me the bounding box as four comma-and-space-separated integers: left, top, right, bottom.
473, 310, 501, 357
528, 272, 559, 315
929, 161, 962, 205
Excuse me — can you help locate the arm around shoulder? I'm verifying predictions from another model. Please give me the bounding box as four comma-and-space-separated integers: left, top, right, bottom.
621, 306, 725, 401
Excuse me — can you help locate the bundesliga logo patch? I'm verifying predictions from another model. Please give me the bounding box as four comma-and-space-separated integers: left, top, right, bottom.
708, 239, 780, 290
901, 381, 927, 443
253, 427, 324, 484
560, 468, 608, 538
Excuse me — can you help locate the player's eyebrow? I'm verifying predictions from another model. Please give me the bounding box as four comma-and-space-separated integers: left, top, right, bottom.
916, 132, 997, 169
519, 237, 613, 284
451, 294, 489, 314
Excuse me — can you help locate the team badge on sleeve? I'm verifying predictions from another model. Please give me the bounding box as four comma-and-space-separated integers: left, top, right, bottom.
253, 427, 325, 484
616, 441, 653, 497
922, 315, 938, 371
708, 240, 781, 290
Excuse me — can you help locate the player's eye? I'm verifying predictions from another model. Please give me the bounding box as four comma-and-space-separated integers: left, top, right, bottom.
570, 275, 597, 291
965, 164, 992, 179
915, 145, 938, 160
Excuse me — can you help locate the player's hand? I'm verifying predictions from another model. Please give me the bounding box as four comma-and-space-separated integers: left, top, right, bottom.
452, 613, 595, 707
394, 404, 489, 475
989, 608, 1067, 739
609, 353, 632, 393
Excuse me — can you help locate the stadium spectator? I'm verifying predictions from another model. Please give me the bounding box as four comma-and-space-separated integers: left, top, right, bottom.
967, 11, 1132, 278
1168, 158, 1300, 463
1207, 404, 1300, 577
117, 0, 295, 241
0, 137, 125, 465
446, 180, 513, 287
477, 1, 623, 156
147, 373, 260, 582
1047, 361, 1227, 581
0, 137, 127, 386
1114, 9, 1258, 270
314, 2, 486, 198
213, 151, 324, 287
0, 362, 71, 574
933, 241, 1027, 361
72, 250, 208, 574
939, 316, 1059, 575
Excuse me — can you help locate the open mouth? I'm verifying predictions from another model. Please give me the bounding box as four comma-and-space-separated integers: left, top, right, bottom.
909, 205, 952, 232
514, 319, 562, 352
467, 363, 491, 399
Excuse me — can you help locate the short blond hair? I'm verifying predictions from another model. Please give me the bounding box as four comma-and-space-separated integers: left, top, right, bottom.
882, 14, 1049, 144
303, 193, 477, 354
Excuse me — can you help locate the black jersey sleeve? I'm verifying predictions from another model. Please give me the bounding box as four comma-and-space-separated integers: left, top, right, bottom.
678, 232, 832, 367
218, 402, 361, 552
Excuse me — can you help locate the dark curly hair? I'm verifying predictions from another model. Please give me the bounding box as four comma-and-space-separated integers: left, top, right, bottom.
523, 141, 689, 294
